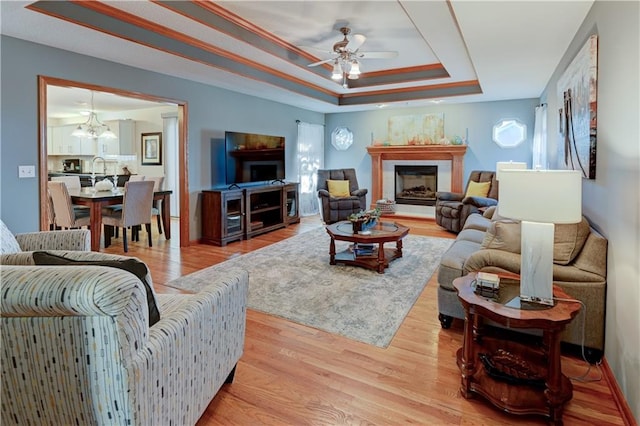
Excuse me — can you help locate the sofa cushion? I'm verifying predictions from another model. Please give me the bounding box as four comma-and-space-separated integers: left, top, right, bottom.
465, 181, 491, 198
327, 179, 350, 197
462, 213, 491, 232
481, 220, 521, 253
458, 228, 486, 245
0, 220, 21, 254
480, 217, 591, 265
483, 205, 497, 218
553, 218, 591, 265
32, 251, 160, 326
439, 239, 482, 291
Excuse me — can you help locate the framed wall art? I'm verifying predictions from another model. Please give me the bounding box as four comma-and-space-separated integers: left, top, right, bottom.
141, 132, 162, 165
557, 34, 598, 179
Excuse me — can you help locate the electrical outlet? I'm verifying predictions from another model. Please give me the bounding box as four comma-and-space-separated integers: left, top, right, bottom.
18, 165, 36, 178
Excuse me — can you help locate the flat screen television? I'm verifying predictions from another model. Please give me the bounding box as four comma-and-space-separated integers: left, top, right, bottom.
224, 131, 285, 185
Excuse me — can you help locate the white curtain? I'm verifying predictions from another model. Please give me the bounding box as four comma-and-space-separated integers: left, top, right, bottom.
532, 104, 548, 169
162, 112, 179, 216
296, 121, 324, 216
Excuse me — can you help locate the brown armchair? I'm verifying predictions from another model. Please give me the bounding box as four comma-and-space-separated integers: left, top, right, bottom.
317, 169, 368, 224
435, 170, 498, 233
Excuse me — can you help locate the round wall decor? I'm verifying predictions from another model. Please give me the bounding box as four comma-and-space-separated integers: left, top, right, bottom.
331, 126, 353, 150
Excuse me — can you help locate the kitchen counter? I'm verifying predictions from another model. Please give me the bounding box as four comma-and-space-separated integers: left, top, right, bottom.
48, 173, 136, 187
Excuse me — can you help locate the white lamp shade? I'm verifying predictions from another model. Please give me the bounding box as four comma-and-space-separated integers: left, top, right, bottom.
331, 61, 342, 80
496, 161, 527, 180
498, 170, 582, 223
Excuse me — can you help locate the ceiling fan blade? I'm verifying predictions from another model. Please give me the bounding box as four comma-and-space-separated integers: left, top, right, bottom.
347, 34, 366, 52
298, 45, 334, 56
307, 58, 335, 67
357, 51, 399, 59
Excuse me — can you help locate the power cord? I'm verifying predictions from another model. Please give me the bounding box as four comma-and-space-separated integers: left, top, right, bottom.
553, 296, 603, 383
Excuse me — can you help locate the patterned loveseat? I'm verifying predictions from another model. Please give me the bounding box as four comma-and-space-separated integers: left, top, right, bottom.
0, 221, 248, 425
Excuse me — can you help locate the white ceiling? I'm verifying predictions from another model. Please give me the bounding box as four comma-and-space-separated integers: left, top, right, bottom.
1, 1, 594, 115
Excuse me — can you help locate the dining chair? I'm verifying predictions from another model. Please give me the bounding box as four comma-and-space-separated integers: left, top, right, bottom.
47, 181, 91, 230
146, 176, 165, 234
50, 175, 81, 190
47, 189, 56, 230
103, 174, 145, 237
50, 175, 90, 212
101, 180, 155, 252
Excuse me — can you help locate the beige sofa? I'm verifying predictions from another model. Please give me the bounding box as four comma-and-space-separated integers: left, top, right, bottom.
437, 209, 608, 362
0, 220, 248, 425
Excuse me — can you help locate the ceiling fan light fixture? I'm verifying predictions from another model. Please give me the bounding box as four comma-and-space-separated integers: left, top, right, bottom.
348, 60, 361, 79
331, 60, 342, 80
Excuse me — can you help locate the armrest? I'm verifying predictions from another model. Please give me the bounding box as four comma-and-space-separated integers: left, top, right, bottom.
464, 249, 522, 275
436, 192, 464, 202
16, 230, 91, 251
318, 189, 330, 198
128, 269, 248, 424
351, 188, 368, 197
462, 196, 498, 208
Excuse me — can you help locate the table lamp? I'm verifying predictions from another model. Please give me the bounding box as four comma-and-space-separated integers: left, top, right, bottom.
498, 169, 582, 305
496, 161, 527, 181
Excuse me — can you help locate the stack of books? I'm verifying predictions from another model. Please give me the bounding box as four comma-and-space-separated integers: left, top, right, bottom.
352, 243, 375, 256
473, 272, 500, 299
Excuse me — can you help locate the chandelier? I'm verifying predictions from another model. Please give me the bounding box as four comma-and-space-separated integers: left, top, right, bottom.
71, 91, 117, 140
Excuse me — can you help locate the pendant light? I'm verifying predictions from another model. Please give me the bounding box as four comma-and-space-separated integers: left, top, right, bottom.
72, 91, 117, 140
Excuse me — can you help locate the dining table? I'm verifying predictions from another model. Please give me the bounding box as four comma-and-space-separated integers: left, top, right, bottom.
69, 187, 172, 251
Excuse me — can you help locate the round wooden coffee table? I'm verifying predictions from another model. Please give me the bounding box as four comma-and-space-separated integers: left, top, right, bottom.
325, 221, 409, 274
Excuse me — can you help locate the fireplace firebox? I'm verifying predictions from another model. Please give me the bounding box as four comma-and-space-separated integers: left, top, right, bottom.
395, 165, 438, 206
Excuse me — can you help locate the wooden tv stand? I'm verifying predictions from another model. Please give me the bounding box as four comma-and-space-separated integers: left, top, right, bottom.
201, 182, 299, 246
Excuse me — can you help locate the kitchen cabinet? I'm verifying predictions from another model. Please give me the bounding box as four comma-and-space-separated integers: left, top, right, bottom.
104, 119, 136, 155
50, 125, 84, 155
48, 120, 135, 156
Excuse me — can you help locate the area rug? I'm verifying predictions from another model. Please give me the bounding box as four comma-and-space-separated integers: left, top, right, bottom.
169, 227, 452, 347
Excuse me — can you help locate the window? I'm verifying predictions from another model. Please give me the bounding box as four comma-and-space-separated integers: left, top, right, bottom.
492, 119, 526, 148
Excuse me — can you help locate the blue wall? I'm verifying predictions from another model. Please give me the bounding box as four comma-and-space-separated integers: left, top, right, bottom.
324, 99, 538, 206
0, 36, 324, 238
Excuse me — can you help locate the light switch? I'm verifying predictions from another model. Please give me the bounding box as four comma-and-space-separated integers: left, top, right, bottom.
18, 165, 36, 178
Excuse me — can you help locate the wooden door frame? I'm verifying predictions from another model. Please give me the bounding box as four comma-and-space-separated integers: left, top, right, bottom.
38, 76, 190, 247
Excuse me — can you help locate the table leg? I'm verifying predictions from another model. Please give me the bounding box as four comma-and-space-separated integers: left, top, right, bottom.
545, 329, 566, 424
89, 203, 102, 252
160, 194, 171, 240
396, 238, 403, 258
329, 237, 336, 265
377, 242, 385, 273
460, 309, 476, 398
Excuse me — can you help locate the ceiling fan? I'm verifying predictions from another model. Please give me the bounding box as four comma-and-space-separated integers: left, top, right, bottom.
305, 27, 398, 88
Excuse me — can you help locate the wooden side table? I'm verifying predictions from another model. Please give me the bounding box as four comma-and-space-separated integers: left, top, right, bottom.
453, 273, 581, 425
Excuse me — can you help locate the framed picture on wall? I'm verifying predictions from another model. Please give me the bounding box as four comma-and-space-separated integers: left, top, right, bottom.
141, 132, 162, 165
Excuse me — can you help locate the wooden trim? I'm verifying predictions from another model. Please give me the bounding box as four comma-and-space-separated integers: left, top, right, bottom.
366, 145, 468, 202
37, 77, 49, 231
29, 1, 335, 100
341, 80, 480, 99
38, 75, 191, 247
601, 358, 637, 426
183, 1, 326, 68
363, 63, 448, 78
78, 1, 334, 95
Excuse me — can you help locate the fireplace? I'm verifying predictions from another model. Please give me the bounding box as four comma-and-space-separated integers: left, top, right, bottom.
366, 145, 467, 218
395, 166, 438, 206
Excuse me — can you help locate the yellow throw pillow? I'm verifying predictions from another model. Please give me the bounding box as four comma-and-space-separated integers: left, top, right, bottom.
465, 180, 491, 198
327, 179, 350, 197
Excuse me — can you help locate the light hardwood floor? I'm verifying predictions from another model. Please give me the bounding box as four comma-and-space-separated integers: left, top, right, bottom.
102, 216, 630, 425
